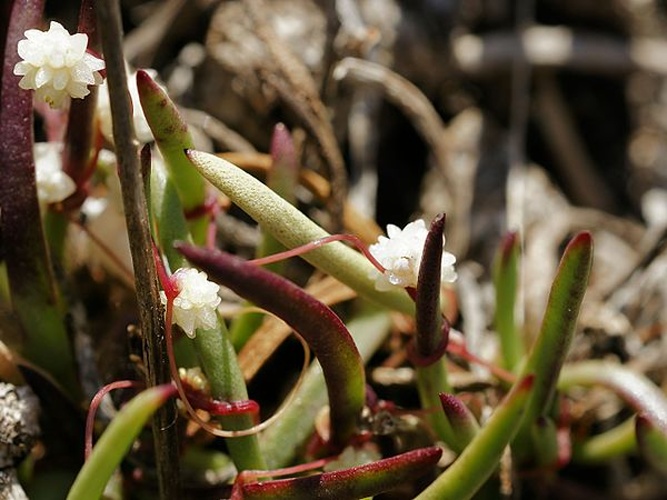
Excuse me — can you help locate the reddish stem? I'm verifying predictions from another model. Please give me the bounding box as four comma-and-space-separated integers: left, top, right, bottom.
249, 233, 386, 273
181, 381, 259, 419
85, 380, 143, 460
182, 194, 220, 249
152, 241, 178, 299
446, 336, 516, 383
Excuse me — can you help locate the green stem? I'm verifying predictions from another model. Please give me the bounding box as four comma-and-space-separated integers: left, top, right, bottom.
416, 361, 459, 450
193, 322, 266, 471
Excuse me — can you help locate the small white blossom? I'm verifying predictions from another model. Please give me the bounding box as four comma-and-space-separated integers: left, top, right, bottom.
13, 21, 105, 108
161, 268, 221, 338
34, 142, 76, 204
368, 219, 457, 291
97, 68, 157, 144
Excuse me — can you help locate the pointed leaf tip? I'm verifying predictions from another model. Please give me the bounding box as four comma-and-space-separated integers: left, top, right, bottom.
439, 393, 479, 444
135, 69, 164, 102
498, 231, 519, 266
566, 230, 593, 253
135, 68, 151, 85
431, 212, 446, 232
270, 123, 295, 164
439, 393, 473, 419
415, 213, 448, 359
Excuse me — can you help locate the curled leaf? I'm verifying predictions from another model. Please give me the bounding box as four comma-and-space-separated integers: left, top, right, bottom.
177, 242, 365, 449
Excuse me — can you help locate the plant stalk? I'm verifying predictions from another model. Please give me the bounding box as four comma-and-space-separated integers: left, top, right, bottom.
94, 1, 180, 496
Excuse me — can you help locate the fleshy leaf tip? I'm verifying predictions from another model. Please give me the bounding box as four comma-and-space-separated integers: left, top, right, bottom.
567, 231, 593, 250
499, 231, 519, 264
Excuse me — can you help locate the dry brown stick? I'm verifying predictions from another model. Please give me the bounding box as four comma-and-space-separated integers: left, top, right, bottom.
243, 0, 348, 231
95, 1, 180, 497
453, 26, 667, 76
333, 58, 449, 177
535, 72, 616, 211
331, 57, 475, 253
506, 0, 534, 336
123, 0, 187, 66
180, 108, 257, 153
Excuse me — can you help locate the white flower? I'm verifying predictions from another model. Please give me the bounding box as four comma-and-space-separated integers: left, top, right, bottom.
368, 219, 457, 291
97, 68, 157, 144
13, 21, 105, 108
33, 142, 76, 204
161, 268, 221, 338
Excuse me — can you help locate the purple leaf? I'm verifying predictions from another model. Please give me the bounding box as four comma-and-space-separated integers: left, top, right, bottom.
176, 242, 365, 450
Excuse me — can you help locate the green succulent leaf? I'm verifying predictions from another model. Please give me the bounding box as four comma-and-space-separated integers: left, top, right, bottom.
67, 384, 176, 500
492, 231, 523, 371
184, 149, 414, 315
515, 231, 593, 455
236, 447, 442, 500
136, 70, 207, 243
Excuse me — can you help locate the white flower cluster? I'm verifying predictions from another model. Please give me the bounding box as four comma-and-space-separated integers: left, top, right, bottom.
13, 21, 105, 108
161, 268, 221, 338
33, 142, 76, 205
369, 219, 457, 291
